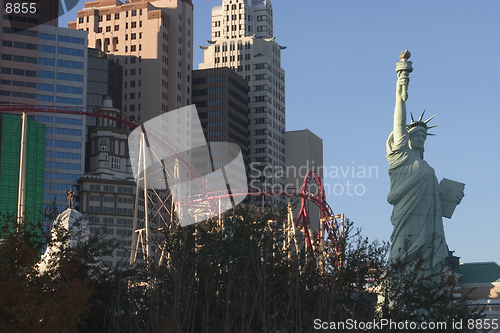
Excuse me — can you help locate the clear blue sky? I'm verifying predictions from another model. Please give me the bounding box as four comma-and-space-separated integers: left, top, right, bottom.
60, 0, 500, 264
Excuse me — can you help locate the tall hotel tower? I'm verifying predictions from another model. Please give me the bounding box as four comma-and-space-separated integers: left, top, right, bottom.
199, 0, 286, 206
69, 0, 193, 122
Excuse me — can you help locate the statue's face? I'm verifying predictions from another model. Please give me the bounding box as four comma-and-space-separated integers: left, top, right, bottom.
409, 130, 426, 150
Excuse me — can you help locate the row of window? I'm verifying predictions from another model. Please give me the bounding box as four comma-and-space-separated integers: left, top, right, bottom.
45, 140, 82, 149
38, 45, 85, 57
0, 79, 36, 88
37, 71, 84, 82
88, 196, 134, 204
2, 25, 38, 35
1, 40, 37, 51
45, 151, 81, 159
192, 87, 225, 97
55, 162, 81, 170
37, 95, 83, 105
78, 9, 144, 24
207, 131, 225, 138
37, 84, 83, 95
44, 161, 81, 170
38, 33, 85, 44
1, 67, 36, 77
0, 90, 35, 99
44, 172, 80, 180
36, 116, 82, 125
88, 185, 134, 193
2, 53, 37, 64
43, 183, 78, 191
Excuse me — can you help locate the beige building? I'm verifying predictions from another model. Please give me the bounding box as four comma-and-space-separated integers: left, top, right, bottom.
69, 0, 193, 122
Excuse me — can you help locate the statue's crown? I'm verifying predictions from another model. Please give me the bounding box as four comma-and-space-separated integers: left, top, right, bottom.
407, 110, 438, 135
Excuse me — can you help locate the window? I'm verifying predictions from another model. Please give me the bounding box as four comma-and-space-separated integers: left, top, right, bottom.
56, 72, 70, 80
58, 35, 72, 43
71, 74, 83, 82
57, 59, 70, 68
39, 57, 55, 66
37, 83, 54, 91
38, 70, 55, 79
131, 9, 137, 16
39, 33, 56, 40
114, 25, 119, 31
115, 13, 119, 19
130, 45, 136, 52
104, 186, 114, 192
57, 47, 71, 55
71, 61, 84, 69
88, 184, 100, 192
131, 22, 136, 28
54, 140, 82, 149
38, 45, 55, 53
106, 14, 111, 21
106, 26, 111, 32
72, 49, 84, 57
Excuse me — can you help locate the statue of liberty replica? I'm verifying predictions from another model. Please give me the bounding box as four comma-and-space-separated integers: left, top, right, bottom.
386, 50, 463, 280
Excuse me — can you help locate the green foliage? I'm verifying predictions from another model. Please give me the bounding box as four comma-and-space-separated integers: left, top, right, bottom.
0, 208, 485, 333
0, 222, 93, 333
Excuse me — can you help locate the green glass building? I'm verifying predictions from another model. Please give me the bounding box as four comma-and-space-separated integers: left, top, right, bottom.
0, 114, 46, 248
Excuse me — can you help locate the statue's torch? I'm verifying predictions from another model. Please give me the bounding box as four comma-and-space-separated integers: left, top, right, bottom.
395, 50, 413, 101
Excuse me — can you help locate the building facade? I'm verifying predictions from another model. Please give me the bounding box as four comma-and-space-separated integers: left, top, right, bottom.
192, 67, 250, 187
69, 0, 194, 122
0, 22, 88, 215
0, 114, 45, 247
78, 99, 136, 267
87, 47, 123, 111
199, 0, 286, 206
459, 262, 500, 322
285, 129, 324, 229
33, 26, 89, 213
0, 0, 58, 107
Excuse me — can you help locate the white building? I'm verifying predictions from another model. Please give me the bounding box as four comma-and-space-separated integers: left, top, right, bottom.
199, 0, 286, 206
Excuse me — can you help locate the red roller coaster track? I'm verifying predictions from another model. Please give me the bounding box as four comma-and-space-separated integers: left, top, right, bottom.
0, 105, 340, 259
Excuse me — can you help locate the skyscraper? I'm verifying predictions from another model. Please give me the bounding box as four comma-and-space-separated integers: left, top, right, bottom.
199, 0, 286, 206
0, 21, 88, 214
192, 67, 250, 183
34, 26, 88, 213
69, 0, 194, 122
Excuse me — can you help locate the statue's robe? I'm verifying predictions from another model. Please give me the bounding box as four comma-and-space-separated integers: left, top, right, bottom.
386, 131, 447, 277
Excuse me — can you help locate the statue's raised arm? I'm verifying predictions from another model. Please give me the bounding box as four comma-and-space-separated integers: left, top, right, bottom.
393, 50, 413, 143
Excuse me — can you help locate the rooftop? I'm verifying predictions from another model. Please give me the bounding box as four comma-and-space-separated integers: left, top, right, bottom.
459, 262, 500, 284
